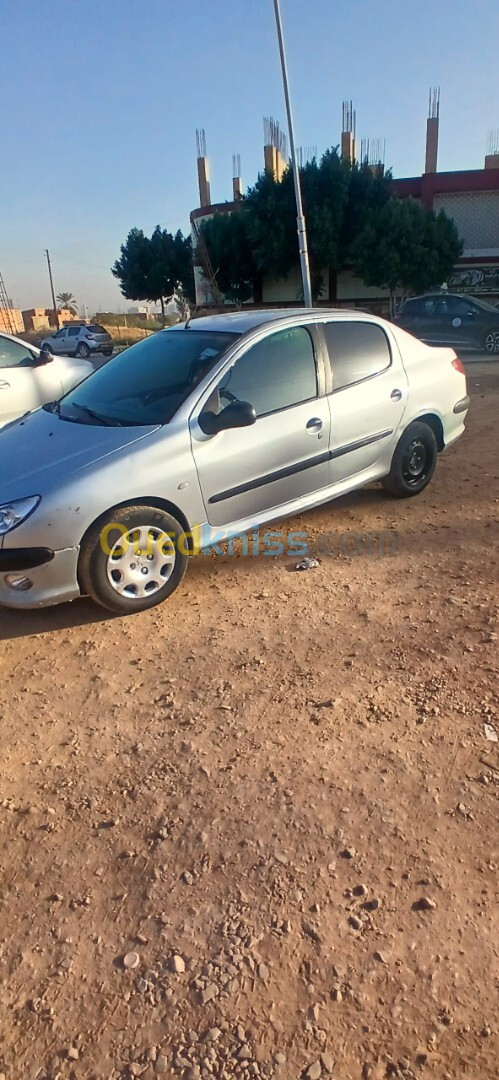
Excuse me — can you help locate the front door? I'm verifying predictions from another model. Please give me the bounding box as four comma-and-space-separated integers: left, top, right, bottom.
51, 328, 68, 354
321, 320, 408, 482
0, 337, 63, 426
190, 324, 330, 529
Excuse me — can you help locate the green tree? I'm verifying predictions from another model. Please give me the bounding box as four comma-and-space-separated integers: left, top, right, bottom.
198, 211, 259, 306
350, 197, 462, 313
56, 291, 78, 314
112, 226, 194, 324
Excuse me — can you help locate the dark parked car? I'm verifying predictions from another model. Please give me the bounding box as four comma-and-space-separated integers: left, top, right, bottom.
394, 292, 499, 354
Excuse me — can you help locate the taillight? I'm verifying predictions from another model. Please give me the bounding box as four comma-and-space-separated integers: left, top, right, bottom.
452, 356, 465, 375
85, 332, 95, 339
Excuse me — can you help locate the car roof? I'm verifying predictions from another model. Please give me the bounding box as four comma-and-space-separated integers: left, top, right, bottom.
168, 307, 371, 334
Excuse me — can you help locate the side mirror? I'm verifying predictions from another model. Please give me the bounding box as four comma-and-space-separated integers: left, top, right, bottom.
199, 400, 257, 435
36, 350, 53, 366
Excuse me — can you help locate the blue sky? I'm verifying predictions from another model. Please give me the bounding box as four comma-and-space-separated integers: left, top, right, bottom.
2, 0, 498, 313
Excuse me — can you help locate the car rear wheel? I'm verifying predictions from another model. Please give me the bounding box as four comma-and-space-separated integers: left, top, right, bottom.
482, 330, 499, 354
382, 422, 437, 498
76, 342, 91, 358
41, 344, 53, 357
79, 505, 189, 614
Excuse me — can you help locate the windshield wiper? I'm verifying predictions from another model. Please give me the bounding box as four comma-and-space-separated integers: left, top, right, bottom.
71, 402, 121, 426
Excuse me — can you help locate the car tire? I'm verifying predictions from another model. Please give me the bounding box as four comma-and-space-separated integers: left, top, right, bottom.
482, 329, 499, 355
76, 342, 91, 358
381, 422, 438, 498
103, 349, 113, 357
41, 344, 53, 357
78, 505, 188, 614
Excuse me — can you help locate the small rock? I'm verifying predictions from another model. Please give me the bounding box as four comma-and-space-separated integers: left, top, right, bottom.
155, 1055, 168, 1074
171, 954, 186, 974
331, 988, 342, 1002
374, 951, 387, 964
353, 884, 368, 897
305, 1061, 322, 1080
186, 1068, 201, 1080
275, 1052, 287, 1065
413, 896, 437, 911
321, 1052, 335, 1074
136, 977, 148, 993
207, 1028, 222, 1042
348, 915, 362, 930
237, 1044, 252, 1060
123, 951, 140, 970
50, 893, 64, 902
182, 870, 194, 886
340, 847, 356, 859
200, 982, 219, 1004
258, 962, 270, 981
484, 724, 498, 742
67, 1046, 79, 1060
363, 898, 381, 911
480, 1026, 491, 1037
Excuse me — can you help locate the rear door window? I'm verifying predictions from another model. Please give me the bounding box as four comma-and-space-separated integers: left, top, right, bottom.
323, 321, 391, 392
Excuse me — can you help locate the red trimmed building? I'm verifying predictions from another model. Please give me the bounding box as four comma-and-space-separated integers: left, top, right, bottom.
190, 111, 499, 310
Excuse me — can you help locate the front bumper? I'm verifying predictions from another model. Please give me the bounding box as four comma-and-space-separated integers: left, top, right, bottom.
0, 546, 81, 609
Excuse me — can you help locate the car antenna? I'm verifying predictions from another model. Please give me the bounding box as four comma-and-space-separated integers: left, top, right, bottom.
184, 305, 198, 330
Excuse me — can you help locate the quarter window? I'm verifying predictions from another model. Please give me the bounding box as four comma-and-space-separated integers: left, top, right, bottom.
209, 326, 317, 419
324, 322, 391, 391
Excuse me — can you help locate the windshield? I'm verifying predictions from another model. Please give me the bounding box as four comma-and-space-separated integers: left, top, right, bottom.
57, 328, 238, 426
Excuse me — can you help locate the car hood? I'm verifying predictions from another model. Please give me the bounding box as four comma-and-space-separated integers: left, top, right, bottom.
0, 407, 159, 503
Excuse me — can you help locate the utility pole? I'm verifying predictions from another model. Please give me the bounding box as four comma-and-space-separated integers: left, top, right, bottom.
45, 249, 60, 329
272, 0, 312, 307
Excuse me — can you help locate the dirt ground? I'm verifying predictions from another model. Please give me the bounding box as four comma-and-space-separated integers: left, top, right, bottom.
0, 363, 497, 1080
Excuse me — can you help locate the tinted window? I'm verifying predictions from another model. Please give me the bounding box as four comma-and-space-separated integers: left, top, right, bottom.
207, 326, 317, 419
58, 329, 237, 426
87, 324, 107, 334
324, 322, 391, 391
401, 299, 423, 317
0, 336, 35, 369
68, 326, 81, 337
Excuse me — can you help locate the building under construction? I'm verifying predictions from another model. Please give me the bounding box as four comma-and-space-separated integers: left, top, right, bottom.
190, 95, 499, 310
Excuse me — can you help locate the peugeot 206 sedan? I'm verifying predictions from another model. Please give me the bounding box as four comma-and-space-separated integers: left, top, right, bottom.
0, 309, 469, 615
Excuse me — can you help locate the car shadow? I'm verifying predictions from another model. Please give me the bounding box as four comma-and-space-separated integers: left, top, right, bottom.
0, 597, 117, 641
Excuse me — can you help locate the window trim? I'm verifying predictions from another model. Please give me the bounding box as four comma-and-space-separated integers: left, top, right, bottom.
0, 337, 37, 370
195, 322, 323, 424
318, 319, 393, 395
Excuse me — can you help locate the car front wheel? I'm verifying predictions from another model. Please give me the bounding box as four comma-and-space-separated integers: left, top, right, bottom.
78, 505, 188, 614
382, 421, 438, 498
482, 329, 499, 354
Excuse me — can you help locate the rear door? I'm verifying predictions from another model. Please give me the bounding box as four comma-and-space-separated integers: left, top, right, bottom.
66, 325, 82, 354
321, 319, 408, 483
190, 323, 331, 528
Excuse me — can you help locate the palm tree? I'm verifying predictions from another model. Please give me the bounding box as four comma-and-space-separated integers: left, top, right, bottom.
56, 291, 78, 314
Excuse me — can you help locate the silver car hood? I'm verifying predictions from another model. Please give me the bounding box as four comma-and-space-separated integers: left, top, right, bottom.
0, 407, 159, 502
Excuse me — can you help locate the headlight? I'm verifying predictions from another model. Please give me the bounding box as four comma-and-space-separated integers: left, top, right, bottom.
0, 497, 40, 536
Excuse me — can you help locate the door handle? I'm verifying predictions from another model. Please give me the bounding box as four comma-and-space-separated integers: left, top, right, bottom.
390, 389, 402, 402
306, 417, 323, 433
0, 380, 10, 389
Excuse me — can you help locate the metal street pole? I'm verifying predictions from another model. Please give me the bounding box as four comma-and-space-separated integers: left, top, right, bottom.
45, 249, 60, 329
272, 0, 313, 307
